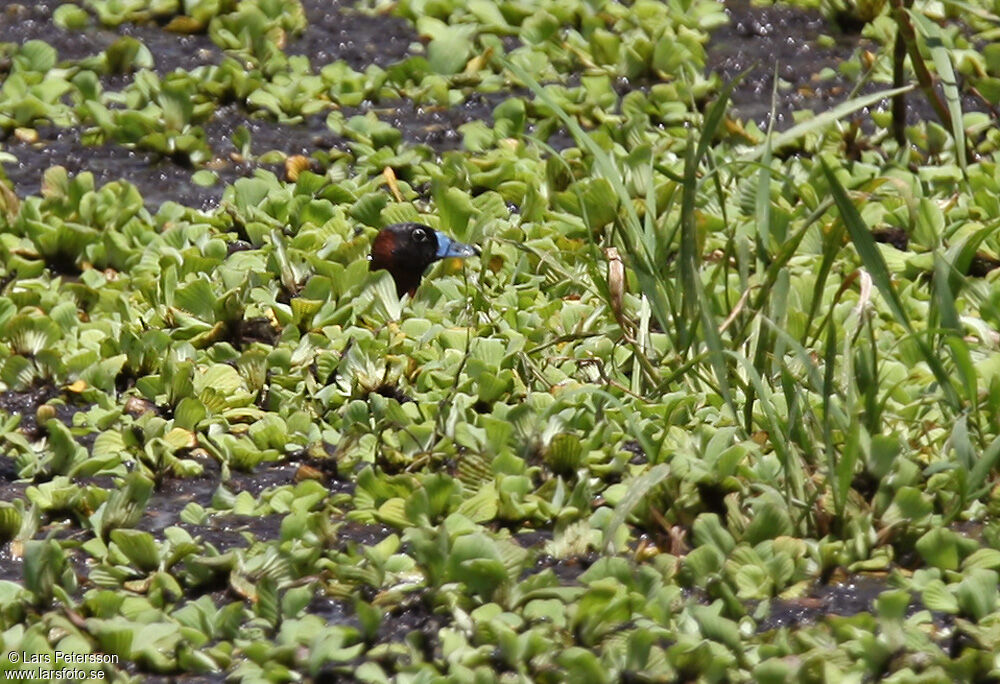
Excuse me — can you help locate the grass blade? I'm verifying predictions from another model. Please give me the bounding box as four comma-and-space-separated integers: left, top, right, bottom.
820, 159, 961, 411
738, 86, 913, 163
502, 58, 675, 336
908, 9, 968, 177
602, 463, 671, 553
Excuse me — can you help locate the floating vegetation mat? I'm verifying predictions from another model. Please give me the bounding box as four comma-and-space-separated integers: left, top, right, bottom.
2, 0, 1000, 681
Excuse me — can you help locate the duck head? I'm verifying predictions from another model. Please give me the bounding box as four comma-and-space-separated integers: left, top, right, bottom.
369, 222, 479, 297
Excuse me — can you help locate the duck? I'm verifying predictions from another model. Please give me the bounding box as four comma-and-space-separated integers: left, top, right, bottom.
369, 222, 479, 297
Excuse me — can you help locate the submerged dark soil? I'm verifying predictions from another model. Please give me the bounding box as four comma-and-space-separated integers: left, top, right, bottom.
2, 110, 341, 211
3, 127, 231, 211
0, 384, 62, 437
707, 0, 868, 129
289, 0, 419, 71
0, 383, 93, 451
0, 0, 498, 211
1, 91, 514, 210
1, 1, 222, 73
706, 0, 994, 130
346, 90, 514, 151
754, 573, 950, 633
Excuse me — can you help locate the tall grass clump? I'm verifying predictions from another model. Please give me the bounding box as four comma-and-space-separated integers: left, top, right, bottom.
503, 46, 988, 538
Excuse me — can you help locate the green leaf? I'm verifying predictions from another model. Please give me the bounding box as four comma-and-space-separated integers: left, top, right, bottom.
174, 279, 218, 320
110, 529, 161, 573
0, 504, 23, 544
908, 11, 967, 176
602, 464, 670, 553
920, 579, 959, 614
427, 32, 472, 74
955, 568, 998, 621
915, 527, 975, 570
433, 184, 475, 237
17, 40, 58, 72
194, 364, 243, 396
820, 158, 960, 411
692, 513, 736, 555
54, 4, 91, 29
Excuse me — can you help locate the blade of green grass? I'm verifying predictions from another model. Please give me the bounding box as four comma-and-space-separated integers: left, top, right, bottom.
744, 78, 778, 433
933, 253, 977, 408
908, 10, 968, 177
727, 349, 805, 505
969, 433, 1000, 499
602, 463, 671, 553
738, 86, 913, 164
502, 59, 673, 332
820, 159, 962, 411
821, 296, 842, 518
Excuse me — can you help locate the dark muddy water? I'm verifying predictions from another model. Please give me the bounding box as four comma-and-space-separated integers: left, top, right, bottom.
288, 0, 418, 71
0, 0, 490, 211
705, 0, 994, 130
0, 1, 222, 72
9, 0, 987, 214
706, 0, 869, 129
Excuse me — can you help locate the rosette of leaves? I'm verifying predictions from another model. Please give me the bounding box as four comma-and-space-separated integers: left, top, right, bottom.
22, 538, 78, 607
404, 514, 528, 604
135, 354, 257, 437
0, 41, 75, 130
246, 58, 329, 119
169, 271, 252, 347
0, 314, 64, 389
209, 0, 307, 69
193, 362, 257, 420
545, 433, 585, 480
86, 76, 212, 165
118, 327, 172, 381
12, 212, 101, 276
0, 502, 23, 545
194, 57, 268, 104
37, 419, 92, 480
83, 0, 155, 26
131, 424, 202, 485
464, 337, 515, 408
103, 36, 154, 75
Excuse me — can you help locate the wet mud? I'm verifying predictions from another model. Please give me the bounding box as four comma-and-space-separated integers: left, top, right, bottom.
0, 384, 62, 437
707, 0, 868, 129
1, 1, 222, 74
177, 514, 284, 554
1, 0, 416, 78
0, 384, 92, 447
335, 520, 393, 549
0, 457, 28, 505
756, 574, 923, 632
2, 2, 111, 64
3, 126, 235, 211
2, 95, 507, 214
706, 0, 994, 130
308, 595, 359, 626
204, 105, 343, 159
373, 591, 448, 648
142, 676, 229, 684
0, 1, 514, 210
515, 527, 597, 584
136, 465, 221, 534
2, 110, 341, 211
346, 91, 512, 151
288, 0, 419, 71
528, 553, 598, 583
